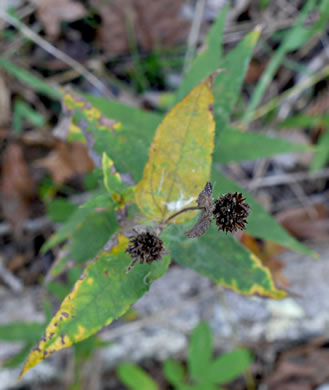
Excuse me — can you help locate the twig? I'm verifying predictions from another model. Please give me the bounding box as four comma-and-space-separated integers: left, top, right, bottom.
0, 9, 111, 97
184, 0, 206, 73
0, 256, 23, 293
0, 216, 51, 237
0, 192, 91, 237
243, 168, 329, 190
272, 190, 329, 212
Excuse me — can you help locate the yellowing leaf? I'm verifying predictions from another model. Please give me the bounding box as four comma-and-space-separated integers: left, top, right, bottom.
19, 235, 170, 380
163, 224, 286, 299
102, 153, 123, 195
63, 89, 122, 143
135, 73, 218, 223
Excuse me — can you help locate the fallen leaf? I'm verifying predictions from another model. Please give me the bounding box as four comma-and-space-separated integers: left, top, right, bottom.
276, 204, 329, 242
240, 232, 289, 288
34, 140, 94, 184
245, 59, 267, 84
31, 0, 86, 38
0, 143, 35, 237
90, 0, 190, 56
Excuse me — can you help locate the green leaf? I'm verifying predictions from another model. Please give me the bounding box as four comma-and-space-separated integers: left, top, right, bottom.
211, 171, 315, 257
65, 90, 157, 182
19, 243, 170, 379
213, 28, 260, 135
242, 0, 317, 124
44, 196, 118, 277
175, 5, 228, 103
47, 281, 71, 301
79, 193, 113, 210
47, 198, 77, 223
311, 129, 329, 172
0, 57, 62, 100
69, 208, 118, 263
0, 322, 44, 343
204, 348, 252, 385
163, 359, 186, 387
135, 74, 216, 223
13, 100, 46, 133
188, 322, 213, 381
162, 224, 285, 299
43, 205, 91, 252
118, 363, 159, 390
215, 127, 309, 163
44, 195, 115, 253
279, 114, 329, 128
284, 0, 329, 51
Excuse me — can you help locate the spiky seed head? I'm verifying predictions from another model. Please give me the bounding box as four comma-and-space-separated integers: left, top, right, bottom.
125, 232, 164, 272
212, 192, 250, 233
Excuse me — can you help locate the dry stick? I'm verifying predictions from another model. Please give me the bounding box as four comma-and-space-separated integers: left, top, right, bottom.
244, 167, 329, 190
0, 9, 111, 97
183, 0, 206, 73
0, 256, 23, 293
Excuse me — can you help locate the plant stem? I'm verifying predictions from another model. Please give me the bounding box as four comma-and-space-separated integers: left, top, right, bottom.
163, 206, 202, 226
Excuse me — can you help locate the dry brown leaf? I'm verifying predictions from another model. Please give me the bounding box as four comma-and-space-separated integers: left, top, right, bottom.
30, 0, 86, 38
240, 232, 289, 288
245, 59, 267, 84
277, 203, 329, 242
34, 140, 94, 184
90, 0, 190, 56
0, 143, 35, 237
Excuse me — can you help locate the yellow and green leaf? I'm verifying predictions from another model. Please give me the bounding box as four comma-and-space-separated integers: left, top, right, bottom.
135, 73, 217, 223
162, 223, 286, 299
102, 152, 135, 207
63, 90, 122, 141
19, 237, 171, 379
43, 196, 119, 278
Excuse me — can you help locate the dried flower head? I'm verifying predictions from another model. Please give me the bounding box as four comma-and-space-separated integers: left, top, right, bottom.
125, 232, 164, 273
212, 192, 250, 233
185, 181, 213, 238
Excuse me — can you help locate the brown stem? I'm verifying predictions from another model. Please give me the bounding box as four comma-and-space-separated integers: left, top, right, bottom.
163, 206, 202, 226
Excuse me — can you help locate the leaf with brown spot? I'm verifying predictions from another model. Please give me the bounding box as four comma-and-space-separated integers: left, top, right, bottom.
19, 237, 170, 379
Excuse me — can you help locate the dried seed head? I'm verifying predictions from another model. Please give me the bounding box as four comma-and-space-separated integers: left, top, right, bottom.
126, 232, 164, 273
212, 192, 250, 233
